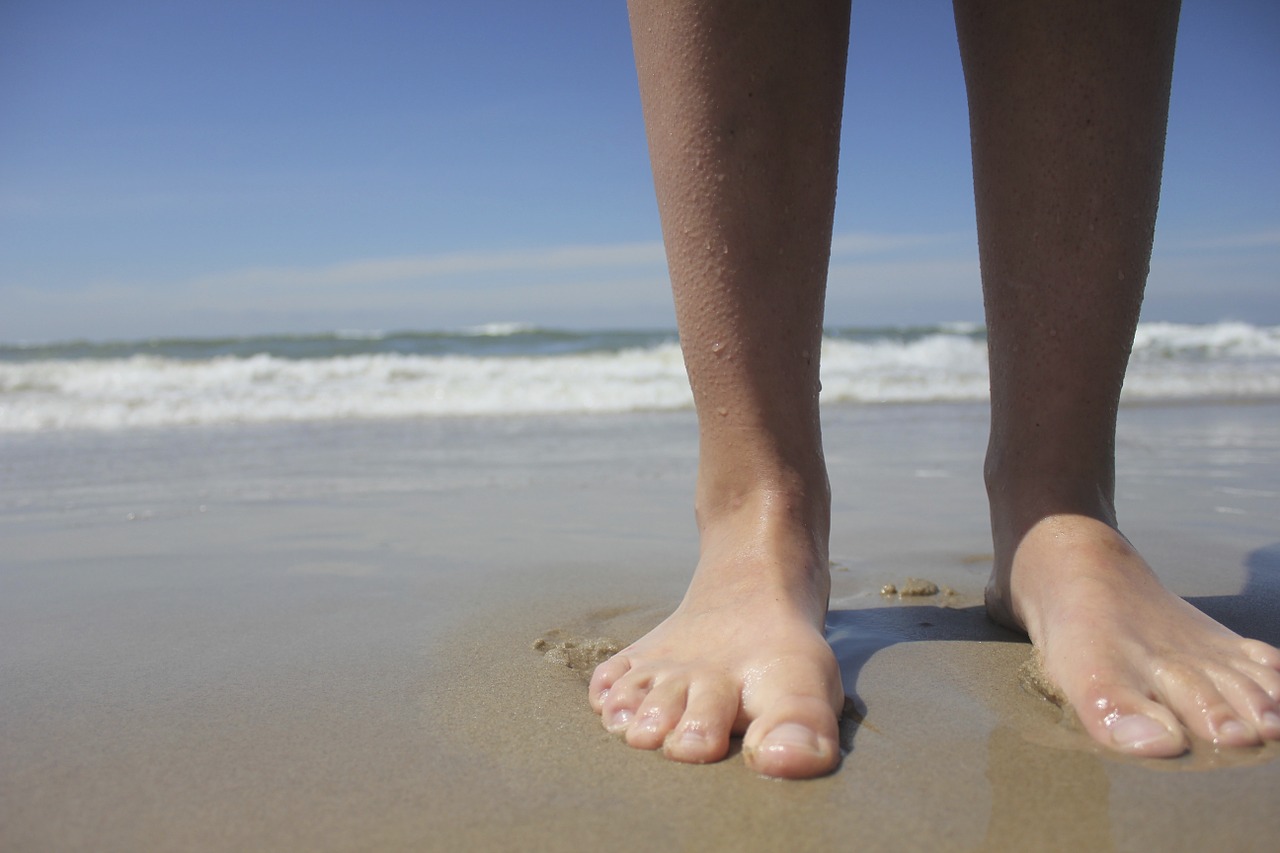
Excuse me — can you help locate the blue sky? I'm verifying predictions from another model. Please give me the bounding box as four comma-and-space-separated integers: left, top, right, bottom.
2, 0, 1277, 343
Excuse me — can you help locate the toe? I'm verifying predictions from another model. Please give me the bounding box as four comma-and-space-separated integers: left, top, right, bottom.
1210, 665, 1280, 743
1236, 658, 1280, 703
742, 695, 841, 779
1078, 684, 1186, 757
663, 679, 738, 765
600, 670, 652, 734
1155, 662, 1266, 747
626, 679, 688, 750
589, 655, 631, 713
1260, 709, 1280, 741
1241, 638, 1280, 672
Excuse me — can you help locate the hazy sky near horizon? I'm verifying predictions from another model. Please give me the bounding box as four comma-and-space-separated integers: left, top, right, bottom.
3, 0, 1278, 343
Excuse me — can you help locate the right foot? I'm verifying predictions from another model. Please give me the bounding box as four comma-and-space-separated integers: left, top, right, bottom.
588, 491, 844, 778
988, 503, 1280, 757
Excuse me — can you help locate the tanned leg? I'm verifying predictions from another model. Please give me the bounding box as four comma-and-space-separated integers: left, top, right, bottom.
954, 0, 1280, 754
589, 0, 851, 778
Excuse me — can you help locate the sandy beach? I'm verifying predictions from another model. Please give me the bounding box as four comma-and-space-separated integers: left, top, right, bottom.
3, 400, 1278, 851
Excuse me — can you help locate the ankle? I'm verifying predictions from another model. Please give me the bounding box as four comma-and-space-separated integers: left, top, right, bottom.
984, 451, 1117, 532
695, 478, 830, 545
984, 452, 1120, 633
689, 482, 832, 612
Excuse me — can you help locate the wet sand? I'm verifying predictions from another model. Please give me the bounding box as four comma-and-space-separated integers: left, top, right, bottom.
2, 402, 1279, 851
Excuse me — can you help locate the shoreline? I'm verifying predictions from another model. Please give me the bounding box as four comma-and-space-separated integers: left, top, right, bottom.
4, 391, 1280, 445
3, 400, 1278, 850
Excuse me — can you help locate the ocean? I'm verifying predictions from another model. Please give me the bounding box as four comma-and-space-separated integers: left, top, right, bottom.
2, 321, 1278, 432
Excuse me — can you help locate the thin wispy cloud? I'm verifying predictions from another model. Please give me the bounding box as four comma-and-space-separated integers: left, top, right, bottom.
829, 231, 969, 257
4, 228, 1273, 343
184, 231, 964, 292
1173, 228, 1280, 252
188, 242, 668, 290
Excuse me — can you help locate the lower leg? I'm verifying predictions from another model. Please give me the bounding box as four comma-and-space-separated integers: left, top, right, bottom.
955, 0, 1280, 753
589, 0, 851, 778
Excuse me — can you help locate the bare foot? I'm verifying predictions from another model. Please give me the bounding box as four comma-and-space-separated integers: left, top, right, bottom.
589, 493, 843, 778
989, 512, 1280, 756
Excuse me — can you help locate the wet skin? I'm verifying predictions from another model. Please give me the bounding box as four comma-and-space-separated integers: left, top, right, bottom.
599, 0, 1280, 778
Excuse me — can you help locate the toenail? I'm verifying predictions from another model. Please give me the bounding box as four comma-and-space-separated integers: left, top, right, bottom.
633, 715, 662, 735
670, 727, 709, 750
1262, 711, 1280, 735
1108, 714, 1173, 750
606, 709, 633, 732
760, 722, 821, 755
1213, 719, 1252, 744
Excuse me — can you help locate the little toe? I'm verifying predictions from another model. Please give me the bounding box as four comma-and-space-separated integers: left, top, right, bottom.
662, 681, 738, 765
742, 696, 841, 779
1241, 638, 1280, 671
589, 655, 632, 712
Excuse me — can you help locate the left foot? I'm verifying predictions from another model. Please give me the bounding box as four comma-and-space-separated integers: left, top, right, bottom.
988, 511, 1280, 756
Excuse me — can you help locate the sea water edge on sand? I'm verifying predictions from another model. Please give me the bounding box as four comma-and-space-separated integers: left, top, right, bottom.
2, 399, 1279, 851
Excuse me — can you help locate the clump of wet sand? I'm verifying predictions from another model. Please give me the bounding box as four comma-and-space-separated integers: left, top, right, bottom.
533, 631, 623, 676
880, 578, 960, 600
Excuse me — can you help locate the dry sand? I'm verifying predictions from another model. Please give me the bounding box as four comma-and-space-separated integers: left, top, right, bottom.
2, 402, 1278, 851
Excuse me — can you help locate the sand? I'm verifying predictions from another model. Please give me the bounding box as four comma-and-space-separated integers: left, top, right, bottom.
2, 401, 1278, 851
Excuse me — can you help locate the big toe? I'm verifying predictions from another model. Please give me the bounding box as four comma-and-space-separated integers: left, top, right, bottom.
1104, 711, 1186, 756
1079, 686, 1187, 757
742, 698, 842, 779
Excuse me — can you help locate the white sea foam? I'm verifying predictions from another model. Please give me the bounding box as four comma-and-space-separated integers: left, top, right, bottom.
459, 322, 541, 337
1, 323, 1276, 432
1131, 321, 1280, 359
819, 334, 990, 403
0, 345, 694, 431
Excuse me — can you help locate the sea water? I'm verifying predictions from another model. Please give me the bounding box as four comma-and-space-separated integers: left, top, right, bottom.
1, 321, 1278, 431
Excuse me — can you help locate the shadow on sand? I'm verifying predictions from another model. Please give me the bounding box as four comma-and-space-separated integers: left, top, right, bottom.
827, 540, 1280, 749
